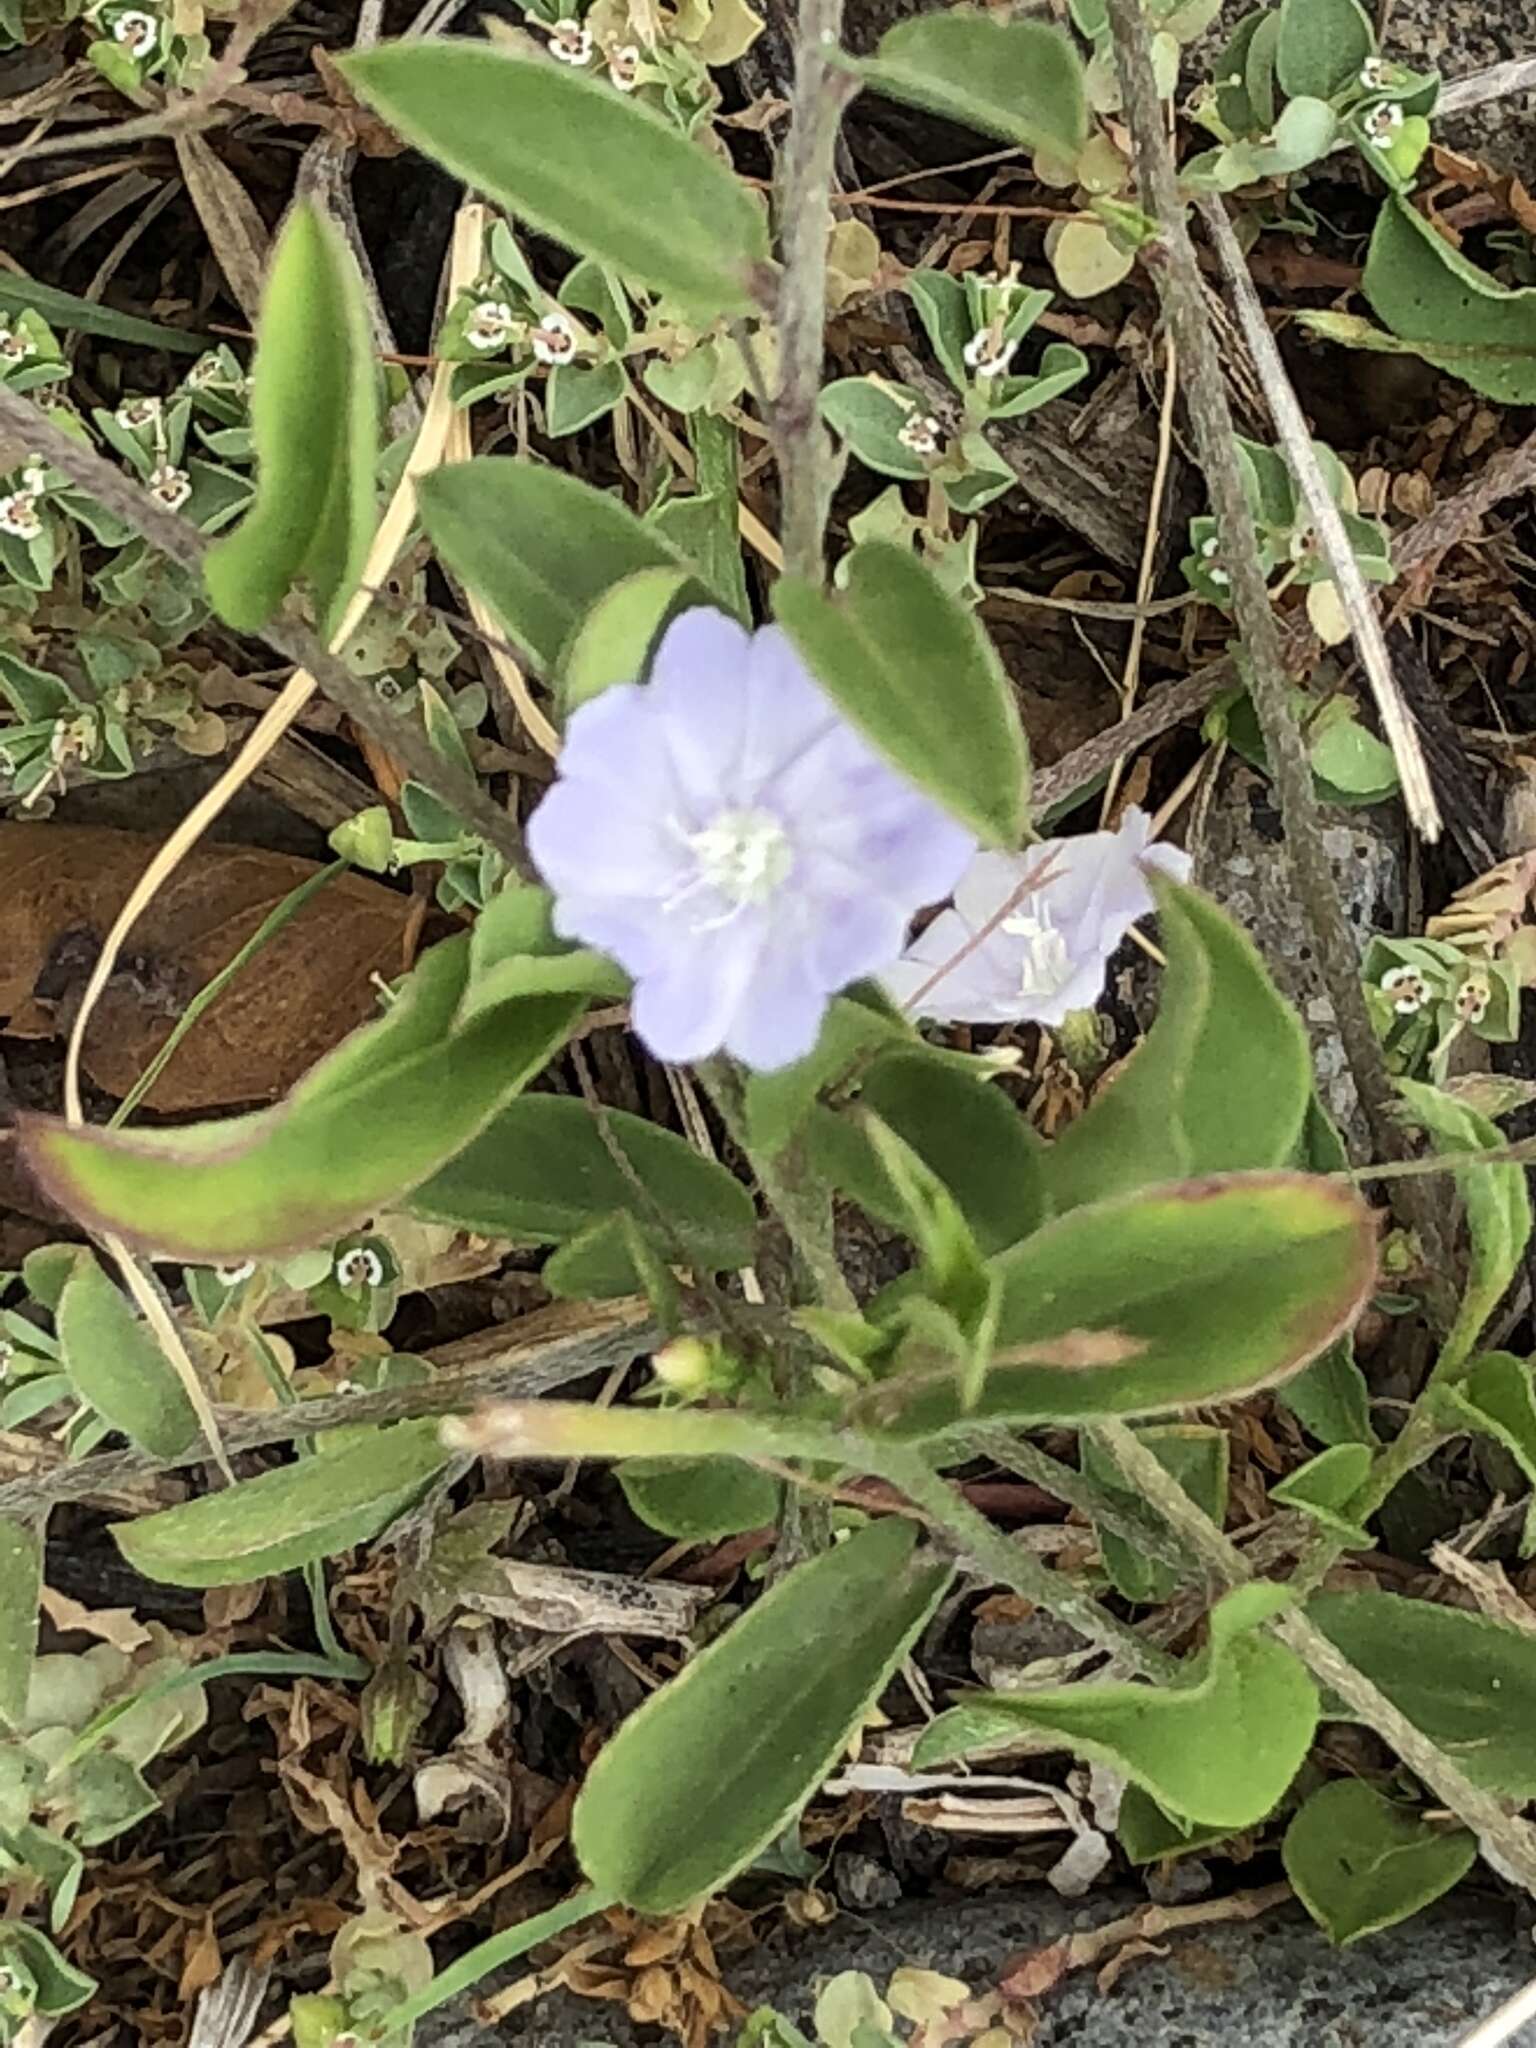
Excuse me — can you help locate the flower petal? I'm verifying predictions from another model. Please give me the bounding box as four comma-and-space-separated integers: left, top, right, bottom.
526, 780, 680, 900
724, 946, 832, 1071
630, 919, 766, 1064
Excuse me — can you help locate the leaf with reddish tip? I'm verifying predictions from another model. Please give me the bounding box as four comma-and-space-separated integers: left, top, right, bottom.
20, 938, 581, 1260
849, 1171, 1378, 1437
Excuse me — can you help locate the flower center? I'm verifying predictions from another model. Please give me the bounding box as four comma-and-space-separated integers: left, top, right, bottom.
687, 807, 793, 911
1002, 900, 1073, 1000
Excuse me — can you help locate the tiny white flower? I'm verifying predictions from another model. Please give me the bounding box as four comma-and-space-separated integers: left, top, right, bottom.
0, 325, 35, 364
897, 413, 943, 458
1358, 57, 1391, 91
215, 1260, 256, 1285
464, 298, 517, 352
548, 17, 594, 64
606, 42, 641, 89
0, 490, 42, 540
1364, 101, 1404, 149
20, 463, 46, 493
1381, 963, 1428, 1014
115, 394, 162, 430
335, 1246, 385, 1289
146, 462, 191, 510
111, 7, 161, 57
185, 352, 221, 389
0, 1337, 12, 1378
531, 309, 579, 366
1207, 566, 1230, 587
962, 328, 1018, 380
1200, 534, 1219, 557
1455, 974, 1491, 1025
1288, 526, 1317, 562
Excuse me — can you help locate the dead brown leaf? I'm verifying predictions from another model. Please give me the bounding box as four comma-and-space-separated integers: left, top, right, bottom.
175, 135, 269, 324
0, 823, 417, 1110
39, 1585, 152, 1653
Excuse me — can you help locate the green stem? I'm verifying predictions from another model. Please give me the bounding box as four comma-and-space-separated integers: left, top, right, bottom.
373, 1884, 613, 2035
970, 1428, 1193, 1578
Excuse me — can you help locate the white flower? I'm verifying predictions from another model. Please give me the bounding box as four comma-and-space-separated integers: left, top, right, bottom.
606, 42, 641, 89
548, 17, 594, 64
1380, 964, 1428, 1014
897, 413, 943, 458
464, 299, 517, 352
1199, 534, 1230, 588
1363, 101, 1404, 149
0, 490, 42, 540
146, 462, 191, 510
215, 1260, 256, 1285
115, 394, 162, 430
962, 328, 1018, 381
185, 352, 222, 389
1455, 974, 1491, 1025
1359, 58, 1391, 91
335, 1246, 385, 1289
0, 325, 35, 364
883, 807, 1191, 1028
531, 310, 579, 366
19, 463, 46, 493
111, 8, 161, 56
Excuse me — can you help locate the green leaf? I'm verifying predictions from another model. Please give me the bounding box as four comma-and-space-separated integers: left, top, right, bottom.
813, 1052, 1049, 1256
774, 540, 1028, 845
854, 15, 1087, 159
0, 1924, 96, 2018
344, 43, 768, 317
1270, 1443, 1374, 1547
572, 1516, 950, 1911
1307, 1590, 1536, 1797
1363, 197, 1536, 404
848, 1171, 1377, 1437
113, 1419, 450, 1587
1439, 1352, 1536, 1554
1279, 1099, 1377, 1448
1275, 0, 1375, 100
1116, 1785, 1233, 1865
1041, 881, 1311, 1212
915, 1586, 1316, 1827
1397, 1079, 1531, 1375
204, 203, 378, 636
1082, 1425, 1227, 1604
21, 939, 581, 1259
819, 379, 934, 483
743, 992, 908, 1156
0, 274, 204, 353
558, 564, 703, 716
1282, 1780, 1475, 1944
56, 1252, 200, 1459
408, 1094, 756, 1271
0, 1518, 40, 1729
618, 1457, 780, 1541
545, 360, 627, 437
419, 460, 693, 675
460, 883, 628, 1023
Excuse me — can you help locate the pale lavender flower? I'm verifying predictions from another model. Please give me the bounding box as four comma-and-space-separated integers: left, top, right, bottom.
882, 807, 1190, 1028
527, 609, 976, 1070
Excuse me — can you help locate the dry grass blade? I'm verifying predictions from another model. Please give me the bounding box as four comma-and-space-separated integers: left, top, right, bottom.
176, 134, 271, 325
1196, 194, 1442, 843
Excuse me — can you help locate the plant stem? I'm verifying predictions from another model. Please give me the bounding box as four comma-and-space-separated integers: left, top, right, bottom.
1102, 0, 1448, 1279
773, 0, 858, 580
1091, 1419, 1536, 1894
970, 1428, 1194, 1578
0, 384, 532, 877
375, 1885, 612, 2035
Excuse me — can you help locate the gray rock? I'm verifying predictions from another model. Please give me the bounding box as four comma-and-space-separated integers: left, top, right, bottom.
417, 1888, 1536, 2046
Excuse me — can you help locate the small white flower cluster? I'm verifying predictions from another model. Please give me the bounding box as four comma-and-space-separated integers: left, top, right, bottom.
531, 309, 578, 365
1358, 57, 1391, 91
897, 413, 944, 458
0, 324, 35, 365
548, 16, 593, 64
111, 7, 162, 57
147, 462, 191, 510
335, 1245, 386, 1289
607, 42, 641, 89
962, 328, 1019, 380
1455, 974, 1491, 1025
0, 464, 48, 541
1380, 964, 1428, 1014
115, 394, 163, 431
1199, 532, 1230, 588
1362, 101, 1404, 150
463, 298, 518, 352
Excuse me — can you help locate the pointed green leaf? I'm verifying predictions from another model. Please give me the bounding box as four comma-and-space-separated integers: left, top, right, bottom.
408, 1093, 756, 1271
113, 1420, 450, 1587
1283, 1780, 1475, 1944
915, 1586, 1316, 1827
1397, 1079, 1531, 1375
743, 993, 909, 1157
1363, 198, 1536, 404
344, 43, 769, 316
1308, 1590, 1536, 1797
819, 379, 934, 483
1270, 1443, 1374, 1547
572, 1517, 950, 1910
1116, 1785, 1232, 1865
559, 564, 703, 715
0, 274, 203, 353
618, 1457, 780, 1542
1083, 1425, 1227, 1604
1440, 1351, 1536, 1552
204, 203, 378, 635
0, 1518, 40, 1729
1275, 0, 1374, 100
57, 1252, 200, 1458
21, 939, 581, 1259
1042, 880, 1311, 1211
774, 540, 1028, 845
850, 1172, 1376, 1437
419, 460, 699, 675
0, 1925, 95, 2018
854, 15, 1087, 158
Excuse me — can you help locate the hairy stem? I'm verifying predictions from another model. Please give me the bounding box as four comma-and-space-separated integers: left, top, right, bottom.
1092, 1419, 1536, 1893
773, 0, 857, 580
